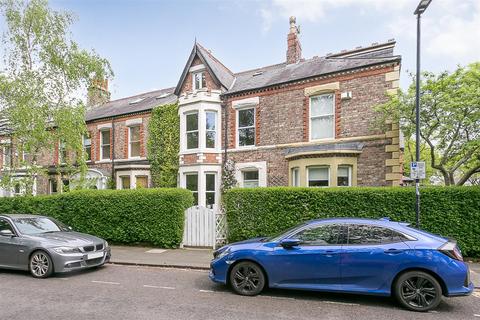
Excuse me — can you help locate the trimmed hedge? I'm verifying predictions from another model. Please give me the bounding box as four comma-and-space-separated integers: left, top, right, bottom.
0, 188, 193, 248
223, 186, 480, 256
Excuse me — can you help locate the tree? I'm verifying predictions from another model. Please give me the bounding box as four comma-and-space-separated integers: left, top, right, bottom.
0, 0, 113, 194
147, 103, 179, 188
375, 63, 480, 186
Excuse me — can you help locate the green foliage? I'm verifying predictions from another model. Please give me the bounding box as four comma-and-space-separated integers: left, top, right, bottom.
374, 63, 480, 185
402, 139, 437, 184
147, 103, 180, 187
0, 0, 113, 193
0, 188, 193, 247
221, 159, 238, 194
223, 186, 480, 256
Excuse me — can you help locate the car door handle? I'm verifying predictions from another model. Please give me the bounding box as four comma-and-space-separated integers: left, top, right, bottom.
384, 249, 403, 254
321, 250, 339, 255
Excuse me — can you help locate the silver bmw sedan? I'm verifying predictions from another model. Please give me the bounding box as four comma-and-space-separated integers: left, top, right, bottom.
0, 214, 111, 278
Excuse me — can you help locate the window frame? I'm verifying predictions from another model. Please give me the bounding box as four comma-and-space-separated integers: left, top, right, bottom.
83, 134, 92, 162
185, 112, 199, 150
2, 145, 12, 168
309, 93, 335, 141
100, 129, 111, 160
185, 173, 199, 206
236, 107, 256, 148
289, 223, 346, 246
193, 71, 206, 90
242, 169, 259, 188
345, 224, 413, 246
205, 172, 216, 207
0, 218, 16, 236
205, 111, 217, 149
291, 167, 299, 187
135, 175, 148, 189
307, 166, 330, 187
120, 175, 131, 190
49, 178, 58, 195
337, 165, 352, 187
128, 125, 141, 158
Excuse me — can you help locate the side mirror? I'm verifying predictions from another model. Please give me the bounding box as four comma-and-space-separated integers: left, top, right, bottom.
280, 238, 302, 248
0, 229, 14, 237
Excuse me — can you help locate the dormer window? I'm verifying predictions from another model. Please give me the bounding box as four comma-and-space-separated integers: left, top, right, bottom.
193, 72, 206, 90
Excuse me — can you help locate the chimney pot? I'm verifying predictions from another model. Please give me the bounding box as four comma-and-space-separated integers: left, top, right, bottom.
286, 16, 302, 64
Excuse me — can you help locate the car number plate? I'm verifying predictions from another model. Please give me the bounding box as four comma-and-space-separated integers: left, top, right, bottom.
87, 252, 104, 260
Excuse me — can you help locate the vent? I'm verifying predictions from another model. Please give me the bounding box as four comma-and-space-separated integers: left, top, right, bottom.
252, 71, 263, 77
129, 98, 145, 105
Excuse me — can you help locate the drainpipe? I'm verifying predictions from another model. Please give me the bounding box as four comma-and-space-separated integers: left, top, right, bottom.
222, 95, 228, 167
111, 117, 115, 188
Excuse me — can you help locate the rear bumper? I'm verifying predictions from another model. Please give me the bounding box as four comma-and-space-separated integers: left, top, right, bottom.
49, 247, 111, 273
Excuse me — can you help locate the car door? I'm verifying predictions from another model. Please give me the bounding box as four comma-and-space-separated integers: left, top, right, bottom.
0, 218, 21, 268
341, 224, 411, 295
265, 223, 346, 291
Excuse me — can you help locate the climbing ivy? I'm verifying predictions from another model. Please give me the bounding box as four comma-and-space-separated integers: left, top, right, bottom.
147, 103, 180, 187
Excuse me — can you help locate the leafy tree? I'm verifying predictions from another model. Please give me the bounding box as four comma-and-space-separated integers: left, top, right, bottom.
375, 63, 480, 186
0, 0, 113, 194
402, 139, 437, 184
148, 103, 179, 187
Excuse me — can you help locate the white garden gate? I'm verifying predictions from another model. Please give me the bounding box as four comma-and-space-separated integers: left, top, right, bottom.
182, 205, 227, 248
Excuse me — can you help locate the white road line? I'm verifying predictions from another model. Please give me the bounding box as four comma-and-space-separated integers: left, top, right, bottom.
473, 314, 480, 317
91, 280, 120, 285
322, 301, 360, 306
143, 285, 175, 290
199, 289, 215, 293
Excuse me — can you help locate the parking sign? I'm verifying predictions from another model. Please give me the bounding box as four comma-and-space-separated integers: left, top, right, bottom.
410, 162, 426, 179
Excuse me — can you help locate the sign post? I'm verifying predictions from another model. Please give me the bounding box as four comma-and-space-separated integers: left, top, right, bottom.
410, 161, 425, 228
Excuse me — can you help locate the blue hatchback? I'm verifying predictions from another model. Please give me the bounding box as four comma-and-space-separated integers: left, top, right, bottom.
210, 218, 474, 312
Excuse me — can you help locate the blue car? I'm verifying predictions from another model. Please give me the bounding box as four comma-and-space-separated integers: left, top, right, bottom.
210, 218, 473, 312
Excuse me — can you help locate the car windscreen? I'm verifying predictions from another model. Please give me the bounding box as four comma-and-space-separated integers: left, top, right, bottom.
266, 222, 307, 242
12, 217, 69, 235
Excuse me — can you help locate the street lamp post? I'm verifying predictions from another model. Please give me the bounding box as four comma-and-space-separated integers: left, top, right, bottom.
413, 0, 432, 228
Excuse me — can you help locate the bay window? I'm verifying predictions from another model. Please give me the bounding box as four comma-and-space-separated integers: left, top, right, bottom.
83, 134, 92, 161
237, 108, 255, 147
120, 176, 130, 189
291, 167, 299, 187
186, 112, 199, 149
310, 93, 334, 140
135, 175, 148, 188
242, 170, 259, 188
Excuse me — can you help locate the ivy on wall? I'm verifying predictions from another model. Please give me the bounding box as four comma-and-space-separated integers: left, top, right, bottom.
147, 103, 180, 187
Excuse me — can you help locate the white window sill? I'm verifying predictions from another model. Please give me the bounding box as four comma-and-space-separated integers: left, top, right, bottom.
96, 159, 112, 163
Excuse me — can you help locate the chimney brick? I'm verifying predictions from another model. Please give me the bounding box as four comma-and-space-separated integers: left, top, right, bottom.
286, 16, 302, 64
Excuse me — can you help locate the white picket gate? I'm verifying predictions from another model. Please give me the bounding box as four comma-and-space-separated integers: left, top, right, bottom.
182, 206, 216, 248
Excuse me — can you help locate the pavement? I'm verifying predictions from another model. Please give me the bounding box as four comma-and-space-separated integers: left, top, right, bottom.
109, 245, 480, 288
110, 245, 212, 269
1, 264, 479, 320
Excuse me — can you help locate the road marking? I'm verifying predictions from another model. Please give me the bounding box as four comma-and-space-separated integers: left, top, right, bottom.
322, 301, 360, 306
145, 249, 166, 254
473, 314, 480, 317
143, 285, 175, 290
199, 289, 215, 293
91, 280, 120, 285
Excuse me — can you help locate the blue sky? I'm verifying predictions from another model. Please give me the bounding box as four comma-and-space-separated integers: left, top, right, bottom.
3, 0, 479, 100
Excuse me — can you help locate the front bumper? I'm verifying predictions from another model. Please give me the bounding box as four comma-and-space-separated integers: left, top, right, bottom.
209, 258, 230, 284
49, 247, 111, 273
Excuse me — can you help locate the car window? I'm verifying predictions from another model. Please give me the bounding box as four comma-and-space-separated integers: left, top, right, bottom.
12, 217, 69, 235
294, 224, 342, 246
347, 224, 406, 245
0, 218, 14, 233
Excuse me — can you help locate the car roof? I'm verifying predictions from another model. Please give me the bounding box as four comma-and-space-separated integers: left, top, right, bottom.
306, 217, 407, 226
0, 213, 45, 219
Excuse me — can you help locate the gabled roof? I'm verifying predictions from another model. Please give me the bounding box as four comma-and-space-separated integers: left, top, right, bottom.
174, 42, 235, 96
85, 87, 177, 122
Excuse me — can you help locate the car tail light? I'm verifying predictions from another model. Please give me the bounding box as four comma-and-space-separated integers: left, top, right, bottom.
439, 241, 463, 261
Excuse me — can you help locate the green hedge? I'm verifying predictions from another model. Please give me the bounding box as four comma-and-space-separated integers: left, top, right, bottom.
0, 188, 193, 248
223, 186, 480, 257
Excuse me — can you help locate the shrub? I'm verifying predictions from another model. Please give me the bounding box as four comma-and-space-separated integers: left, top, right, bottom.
223, 186, 480, 257
0, 188, 193, 248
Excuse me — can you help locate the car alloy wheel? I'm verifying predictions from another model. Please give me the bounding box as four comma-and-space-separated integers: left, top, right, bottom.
395, 271, 442, 312
30, 251, 53, 278
229, 261, 265, 296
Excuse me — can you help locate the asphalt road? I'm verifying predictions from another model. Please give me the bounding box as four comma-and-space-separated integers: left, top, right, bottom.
1, 264, 479, 320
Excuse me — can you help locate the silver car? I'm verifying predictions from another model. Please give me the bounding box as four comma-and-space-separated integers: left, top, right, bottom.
0, 214, 111, 278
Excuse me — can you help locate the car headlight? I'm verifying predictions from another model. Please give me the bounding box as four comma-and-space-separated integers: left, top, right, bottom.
216, 247, 231, 260
105, 241, 109, 248
53, 246, 81, 254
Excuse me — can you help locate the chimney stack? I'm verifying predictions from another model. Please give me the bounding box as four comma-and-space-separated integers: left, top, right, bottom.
87, 79, 110, 108
286, 16, 302, 64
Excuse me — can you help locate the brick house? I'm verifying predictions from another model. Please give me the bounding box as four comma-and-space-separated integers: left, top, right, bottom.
175, 17, 402, 207
0, 17, 402, 199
